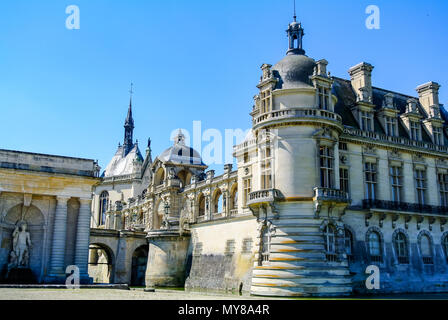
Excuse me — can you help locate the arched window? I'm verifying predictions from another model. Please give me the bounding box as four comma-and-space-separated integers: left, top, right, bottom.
213, 189, 223, 214
198, 194, 205, 217
99, 191, 109, 226
443, 235, 448, 263
393, 232, 409, 264
324, 225, 337, 262
368, 231, 382, 263
420, 234, 433, 265
344, 229, 354, 262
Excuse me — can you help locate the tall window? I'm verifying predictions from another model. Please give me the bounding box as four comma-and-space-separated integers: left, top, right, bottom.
260, 90, 271, 114
393, 232, 409, 264
318, 87, 330, 110
420, 234, 433, 265
433, 126, 442, 145
320, 146, 334, 188
415, 169, 426, 205
410, 121, 421, 141
443, 236, 448, 263
344, 229, 354, 262
99, 191, 109, 226
390, 166, 403, 202
243, 178, 251, 207
385, 116, 397, 136
364, 162, 377, 200
438, 173, 448, 207
340, 168, 349, 194
368, 231, 382, 263
260, 146, 272, 189
324, 225, 337, 262
360, 111, 373, 131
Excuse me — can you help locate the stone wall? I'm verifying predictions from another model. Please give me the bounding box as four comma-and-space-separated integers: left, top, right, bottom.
185, 217, 258, 294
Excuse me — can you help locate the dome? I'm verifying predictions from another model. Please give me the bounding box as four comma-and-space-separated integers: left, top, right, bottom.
272, 54, 316, 90
158, 131, 205, 166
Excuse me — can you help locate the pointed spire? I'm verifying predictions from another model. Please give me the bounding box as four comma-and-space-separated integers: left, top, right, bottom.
125, 83, 134, 128
123, 83, 135, 156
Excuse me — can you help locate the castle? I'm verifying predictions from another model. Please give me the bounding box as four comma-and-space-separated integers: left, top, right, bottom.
1, 13, 447, 297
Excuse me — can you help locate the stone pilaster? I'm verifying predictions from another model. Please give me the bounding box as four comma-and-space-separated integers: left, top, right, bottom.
74, 198, 92, 283
48, 196, 70, 281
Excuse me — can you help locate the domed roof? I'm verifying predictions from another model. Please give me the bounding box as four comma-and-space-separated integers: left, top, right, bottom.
272, 54, 316, 90
158, 131, 205, 166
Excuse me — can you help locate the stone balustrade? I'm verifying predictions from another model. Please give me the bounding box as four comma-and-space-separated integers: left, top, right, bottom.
247, 189, 282, 206
343, 128, 448, 153
252, 108, 342, 128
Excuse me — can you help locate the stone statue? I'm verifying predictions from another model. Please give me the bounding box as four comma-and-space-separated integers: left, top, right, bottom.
11, 220, 32, 268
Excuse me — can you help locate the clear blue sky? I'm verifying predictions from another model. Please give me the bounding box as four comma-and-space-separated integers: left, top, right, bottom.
0, 0, 447, 173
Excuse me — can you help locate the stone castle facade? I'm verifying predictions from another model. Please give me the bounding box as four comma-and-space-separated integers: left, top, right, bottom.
85, 17, 448, 296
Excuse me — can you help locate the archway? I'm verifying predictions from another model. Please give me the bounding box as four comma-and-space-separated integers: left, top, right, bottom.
131, 245, 148, 286
88, 243, 115, 284
154, 167, 165, 186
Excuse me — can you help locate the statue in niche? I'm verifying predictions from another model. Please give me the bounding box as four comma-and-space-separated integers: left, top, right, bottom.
11, 220, 32, 268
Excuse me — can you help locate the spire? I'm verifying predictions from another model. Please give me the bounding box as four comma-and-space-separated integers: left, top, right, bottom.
286, 2, 305, 56
123, 83, 135, 156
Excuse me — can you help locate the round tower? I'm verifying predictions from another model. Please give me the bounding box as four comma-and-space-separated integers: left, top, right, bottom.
244, 16, 352, 297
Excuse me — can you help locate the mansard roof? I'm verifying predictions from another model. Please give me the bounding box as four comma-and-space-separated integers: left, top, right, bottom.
332, 77, 447, 145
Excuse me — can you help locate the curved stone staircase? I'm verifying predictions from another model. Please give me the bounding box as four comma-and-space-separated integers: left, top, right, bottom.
250, 213, 353, 297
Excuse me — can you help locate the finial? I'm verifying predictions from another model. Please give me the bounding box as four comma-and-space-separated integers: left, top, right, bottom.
293, 0, 296, 22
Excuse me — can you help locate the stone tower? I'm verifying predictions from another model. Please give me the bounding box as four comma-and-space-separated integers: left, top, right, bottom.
243, 15, 353, 297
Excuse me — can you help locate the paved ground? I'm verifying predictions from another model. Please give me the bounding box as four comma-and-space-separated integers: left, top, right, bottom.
0, 288, 272, 300
1, 287, 448, 300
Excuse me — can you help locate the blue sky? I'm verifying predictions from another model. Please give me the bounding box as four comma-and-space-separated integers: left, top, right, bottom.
0, 0, 447, 173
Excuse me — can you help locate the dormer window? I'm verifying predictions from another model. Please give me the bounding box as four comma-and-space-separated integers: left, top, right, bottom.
318, 87, 330, 110
360, 111, 373, 131
260, 89, 272, 114
385, 116, 397, 136
410, 121, 421, 141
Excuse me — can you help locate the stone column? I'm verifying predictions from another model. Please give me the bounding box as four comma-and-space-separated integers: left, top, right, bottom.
48, 196, 70, 281
74, 198, 92, 283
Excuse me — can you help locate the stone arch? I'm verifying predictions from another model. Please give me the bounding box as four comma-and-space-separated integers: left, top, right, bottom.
131, 244, 148, 286
197, 193, 206, 217
88, 242, 115, 284
212, 188, 223, 214
154, 167, 165, 186
177, 169, 193, 188
0, 204, 46, 283
229, 183, 238, 210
